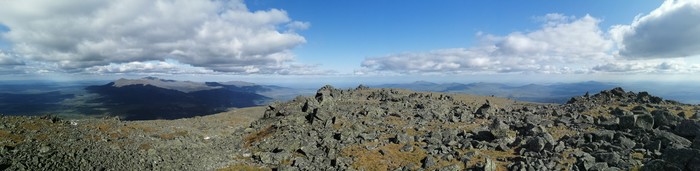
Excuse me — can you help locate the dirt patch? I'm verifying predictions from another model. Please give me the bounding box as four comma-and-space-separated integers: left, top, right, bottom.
341, 142, 427, 171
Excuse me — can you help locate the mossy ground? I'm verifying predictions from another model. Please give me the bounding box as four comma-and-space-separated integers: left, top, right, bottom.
243, 125, 275, 147
217, 164, 269, 171
341, 142, 427, 171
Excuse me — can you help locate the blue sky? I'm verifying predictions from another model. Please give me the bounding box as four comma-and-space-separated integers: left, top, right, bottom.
1, 0, 699, 85
246, 1, 662, 73
0, 24, 10, 50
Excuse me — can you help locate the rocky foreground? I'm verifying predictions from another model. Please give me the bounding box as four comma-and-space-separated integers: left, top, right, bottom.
2, 86, 700, 170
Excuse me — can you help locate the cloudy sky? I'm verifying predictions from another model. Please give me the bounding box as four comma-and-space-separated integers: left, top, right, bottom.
1, 0, 699, 84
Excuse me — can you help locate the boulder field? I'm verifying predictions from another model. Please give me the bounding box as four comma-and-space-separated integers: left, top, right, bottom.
2, 86, 700, 171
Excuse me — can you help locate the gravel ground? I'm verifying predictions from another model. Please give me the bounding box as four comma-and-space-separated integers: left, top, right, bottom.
1, 107, 265, 170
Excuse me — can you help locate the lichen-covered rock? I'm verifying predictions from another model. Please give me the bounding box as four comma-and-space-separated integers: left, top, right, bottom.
653, 109, 683, 129
422, 156, 437, 169
620, 114, 654, 130
661, 148, 700, 170
653, 129, 691, 149
642, 159, 681, 171
675, 120, 700, 138
483, 158, 497, 171
476, 102, 497, 118
594, 152, 621, 167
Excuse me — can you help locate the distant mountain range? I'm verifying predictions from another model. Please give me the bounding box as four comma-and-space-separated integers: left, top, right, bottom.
0, 77, 311, 120
0, 91, 75, 115
1, 78, 698, 120
374, 81, 618, 103
83, 77, 318, 120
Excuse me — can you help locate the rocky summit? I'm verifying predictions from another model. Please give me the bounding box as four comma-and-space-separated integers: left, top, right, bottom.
241, 86, 700, 171
2, 86, 700, 171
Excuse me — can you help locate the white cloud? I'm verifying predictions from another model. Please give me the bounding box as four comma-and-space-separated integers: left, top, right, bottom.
535, 13, 576, 27
286, 21, 311, 31
361, 14, 612, 74
361, 3, 700, 76
85, 60, 214, 75
592, 62, 654, 73
610, 0, 700, 58
83, 59, 332, 75
271, 64, 337, 75
592, 60, 700, 74
219, 62, 335, 75
0, 0, 320, 74
0, 50, 23, 66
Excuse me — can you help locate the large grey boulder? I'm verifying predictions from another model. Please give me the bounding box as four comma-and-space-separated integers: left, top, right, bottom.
593, 130, 615, 142
642, 159, 682, 171
483, 158, 497, 171
675, 120, 700, 138
692, 136, 700, 149
438, 164, 461, 171
616, 136, 636, 150
611, 107, 633, 116
619, 114, 654, 130
475, 101, 497, 118
652, 109, 682, 129
594, 152, 621, 167
661, 148, 700, 170
653, 129, 691, 149
576, 152, 597, 170
489, 118, 511, 139
422, 156, 437, 169
636, 91, 664, 104
315, 85, 338, 104
588, 162, 609, 171
527, 137, 546, 152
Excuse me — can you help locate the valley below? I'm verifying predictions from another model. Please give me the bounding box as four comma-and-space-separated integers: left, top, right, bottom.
0, 77, 314, 120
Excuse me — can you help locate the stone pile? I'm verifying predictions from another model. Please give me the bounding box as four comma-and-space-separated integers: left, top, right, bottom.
243, 86, 700, 171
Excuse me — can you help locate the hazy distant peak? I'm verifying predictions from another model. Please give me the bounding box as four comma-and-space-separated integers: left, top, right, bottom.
411, 81, 437, 85
466, 82, 506, 87
112, 77, 218, 93
142, 76, 176, 82
220, 81, 257, 87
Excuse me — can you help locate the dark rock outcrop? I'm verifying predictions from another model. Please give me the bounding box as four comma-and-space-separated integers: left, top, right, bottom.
238, 86, 700, 170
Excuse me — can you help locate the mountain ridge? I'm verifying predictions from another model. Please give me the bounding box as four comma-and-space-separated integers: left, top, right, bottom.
85, 78, 275, 120
374, 81, 617, 103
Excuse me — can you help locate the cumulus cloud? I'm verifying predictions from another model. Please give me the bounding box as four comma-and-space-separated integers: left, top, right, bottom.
0, 50, 23, 66
268, 64, 337, 75
610, 0, 700, 58
592, 60, 700, 73
85, 60, 214, 75
361, 14, 612, 74
286, 21, 311, 32
83, 59, 332, 75
0, 0, 319, 74
361, 48, 491, 73
592, 62, 655, 73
